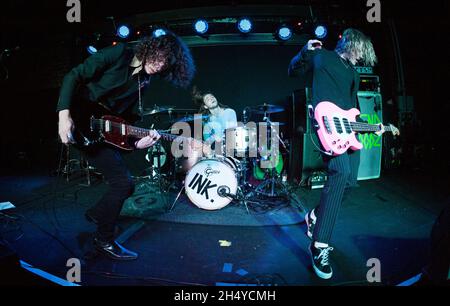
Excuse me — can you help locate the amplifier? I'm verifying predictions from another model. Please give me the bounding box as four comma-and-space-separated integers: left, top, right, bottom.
359, 74, 380, 92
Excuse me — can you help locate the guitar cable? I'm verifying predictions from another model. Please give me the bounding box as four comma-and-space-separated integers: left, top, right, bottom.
307, 104, 334, 156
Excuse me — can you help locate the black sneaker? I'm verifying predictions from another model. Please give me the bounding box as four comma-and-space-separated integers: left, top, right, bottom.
309, 242, 334, 279
305, 209, 316, 239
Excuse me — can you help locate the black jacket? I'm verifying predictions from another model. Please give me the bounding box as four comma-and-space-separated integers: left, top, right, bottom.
288, 45, 360, 110
57, 43, 136, 112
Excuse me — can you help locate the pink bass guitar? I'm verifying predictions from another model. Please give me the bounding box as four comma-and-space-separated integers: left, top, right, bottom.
313, 101, 400, 156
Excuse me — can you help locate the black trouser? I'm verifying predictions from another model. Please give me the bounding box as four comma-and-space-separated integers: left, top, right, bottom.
82, 145, 135, 242
313, 149, 360, 244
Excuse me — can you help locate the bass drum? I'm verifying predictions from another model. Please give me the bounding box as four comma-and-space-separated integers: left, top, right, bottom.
184, 158, 238, 210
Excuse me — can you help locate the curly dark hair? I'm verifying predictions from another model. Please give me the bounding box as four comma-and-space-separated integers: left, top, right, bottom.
134, 31, 195, 88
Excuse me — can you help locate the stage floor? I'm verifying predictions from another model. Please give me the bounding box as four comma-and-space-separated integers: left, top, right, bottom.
0, 168, 448, 286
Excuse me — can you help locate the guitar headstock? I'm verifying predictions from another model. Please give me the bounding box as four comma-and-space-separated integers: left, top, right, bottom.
389, 124, 400, 136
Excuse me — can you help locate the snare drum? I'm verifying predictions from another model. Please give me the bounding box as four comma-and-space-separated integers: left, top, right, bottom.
184, 158, 238, 210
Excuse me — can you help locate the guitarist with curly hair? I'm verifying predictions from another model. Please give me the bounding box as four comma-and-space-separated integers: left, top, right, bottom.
57, 31, 195, 260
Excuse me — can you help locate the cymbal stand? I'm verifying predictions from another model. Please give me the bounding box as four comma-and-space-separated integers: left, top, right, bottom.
168, 184, 184, 212
254, 111, 287, 197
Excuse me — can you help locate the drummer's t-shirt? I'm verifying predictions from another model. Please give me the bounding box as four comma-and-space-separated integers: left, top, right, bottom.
203, 108, 238, 142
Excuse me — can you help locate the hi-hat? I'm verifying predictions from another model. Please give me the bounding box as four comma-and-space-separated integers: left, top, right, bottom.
142, 105, 175, 115
170, 108, 198, 112
250, 103, 284, 114
171, 114, 209, 123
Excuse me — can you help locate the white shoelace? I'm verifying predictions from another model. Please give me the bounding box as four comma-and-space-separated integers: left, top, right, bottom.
317, 247, 334, 266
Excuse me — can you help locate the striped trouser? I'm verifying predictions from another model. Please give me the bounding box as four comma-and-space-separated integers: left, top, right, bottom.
312, 149, 360, 244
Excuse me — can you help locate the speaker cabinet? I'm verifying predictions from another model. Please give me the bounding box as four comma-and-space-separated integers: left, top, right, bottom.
356, 91, 383, 180
288, 89, 326, 183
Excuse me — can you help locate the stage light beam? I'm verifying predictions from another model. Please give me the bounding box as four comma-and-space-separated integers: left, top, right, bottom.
315, 25, 327, 39
237, 18, 252, 33
87, 46, 97, 54
194, 20, 208, 34
117, 25, 130, 38
153, 28, 166, 38
277, 26, 292, 41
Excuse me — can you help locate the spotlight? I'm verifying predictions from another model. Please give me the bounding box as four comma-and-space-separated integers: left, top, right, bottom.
237, 18, 252, 33
277, 26, 292, 41
87, 45, 97, 54
117, 25, 130, 39
314, 25, 327, 39
153, 28, 167, 38
194, 19, 208, 35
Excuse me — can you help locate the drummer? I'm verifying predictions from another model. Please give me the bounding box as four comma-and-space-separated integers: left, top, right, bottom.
192, 87, 238, 157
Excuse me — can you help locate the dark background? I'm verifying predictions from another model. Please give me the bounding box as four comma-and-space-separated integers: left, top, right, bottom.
0, 0, 448, 177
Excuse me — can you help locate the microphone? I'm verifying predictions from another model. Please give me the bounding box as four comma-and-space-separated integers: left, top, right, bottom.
217, 186, 231, 197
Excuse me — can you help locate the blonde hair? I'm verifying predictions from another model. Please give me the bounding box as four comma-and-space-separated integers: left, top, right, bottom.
335, 28, 377, 66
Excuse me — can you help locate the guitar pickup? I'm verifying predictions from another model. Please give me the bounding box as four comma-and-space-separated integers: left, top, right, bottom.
322, 116, 332, 134
104, 120, 111, 133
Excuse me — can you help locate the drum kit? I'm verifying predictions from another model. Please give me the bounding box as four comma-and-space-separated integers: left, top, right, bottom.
140, 103, 299, 213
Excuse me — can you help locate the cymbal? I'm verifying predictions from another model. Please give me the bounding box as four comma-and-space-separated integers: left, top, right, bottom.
142, 105, 175, 115
170, 108, 198, 113
171, 114, 209, 123
250, 103, 284, 114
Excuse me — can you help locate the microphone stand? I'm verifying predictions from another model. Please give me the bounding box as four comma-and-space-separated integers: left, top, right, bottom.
219, 189, 260, 214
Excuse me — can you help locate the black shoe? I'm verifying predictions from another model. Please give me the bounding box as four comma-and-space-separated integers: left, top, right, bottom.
93, 238, 138, 261
309, 242, 334, 279
305, 209, 316, 239
85, 209, 99, 225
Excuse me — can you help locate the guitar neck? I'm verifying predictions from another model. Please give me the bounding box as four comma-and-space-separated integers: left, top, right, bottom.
90, 118, 187, 142
128, 126, 179, 141
350, 122, 393, 133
